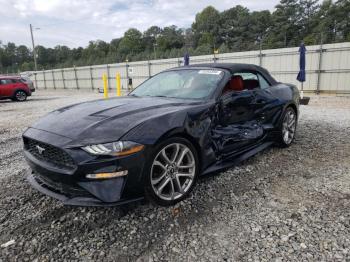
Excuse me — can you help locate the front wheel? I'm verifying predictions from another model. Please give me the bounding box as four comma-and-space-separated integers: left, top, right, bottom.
144, 137, 199, 206
277, 107, 297, 147
13, 90, 27, 101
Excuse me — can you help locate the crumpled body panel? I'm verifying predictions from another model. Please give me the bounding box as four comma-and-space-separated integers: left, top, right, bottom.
212, 120, 264, 154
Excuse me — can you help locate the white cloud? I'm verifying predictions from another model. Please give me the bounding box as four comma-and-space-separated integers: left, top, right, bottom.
0, 0, 280, 48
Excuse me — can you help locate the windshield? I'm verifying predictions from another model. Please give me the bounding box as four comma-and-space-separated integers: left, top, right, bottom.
129, 69, 224, 99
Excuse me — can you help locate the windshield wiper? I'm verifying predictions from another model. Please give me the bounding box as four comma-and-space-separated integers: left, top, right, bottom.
142, 95, 168, 98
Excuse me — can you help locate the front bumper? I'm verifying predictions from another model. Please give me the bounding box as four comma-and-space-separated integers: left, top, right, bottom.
23, 128, 147, 206
27, 172, 143, 206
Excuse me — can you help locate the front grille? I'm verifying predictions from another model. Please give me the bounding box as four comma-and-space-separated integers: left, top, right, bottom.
24, 138, 76, 170
34, 173, 91, 197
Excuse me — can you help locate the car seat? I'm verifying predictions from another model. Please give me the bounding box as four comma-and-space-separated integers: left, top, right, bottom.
229, 75, 245, 91
222, 75, 245, 94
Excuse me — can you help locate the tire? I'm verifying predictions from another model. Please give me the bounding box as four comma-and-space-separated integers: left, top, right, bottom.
144, 137, 199, 206
13, 90, 27, 102
276, 107, 297, 147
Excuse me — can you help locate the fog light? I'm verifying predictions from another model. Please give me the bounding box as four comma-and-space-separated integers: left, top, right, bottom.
86, 170, 128, 179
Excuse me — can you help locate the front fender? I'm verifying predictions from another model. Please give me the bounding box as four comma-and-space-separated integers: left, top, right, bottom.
122, 103, 218, 170
121, 110, 189, 145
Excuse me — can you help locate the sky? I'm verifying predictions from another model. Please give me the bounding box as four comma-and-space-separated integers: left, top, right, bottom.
0, 0, 280, 48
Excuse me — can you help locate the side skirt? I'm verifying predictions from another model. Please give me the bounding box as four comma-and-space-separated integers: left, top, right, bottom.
201, 141, 274, 176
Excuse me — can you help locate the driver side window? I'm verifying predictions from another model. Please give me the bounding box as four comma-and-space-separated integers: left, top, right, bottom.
221, 70, 271, 96
235, 72, 259, 90
221, 72, 258, 95
235, 72, 271, 90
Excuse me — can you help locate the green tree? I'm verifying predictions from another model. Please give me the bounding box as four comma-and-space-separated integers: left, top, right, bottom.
16, 45, 30, 64
118, 28, 143, 59
156, 26, 184, 51
197, 32, 214, 47
219, 5, 251, 51
192, 6, 221, 47
268, 0, 302, 47
143, 26, 162, 52
250, 10, 273, 49
193, 43, 212, 55
299, 0, 320, 44
335, 0, 350, 41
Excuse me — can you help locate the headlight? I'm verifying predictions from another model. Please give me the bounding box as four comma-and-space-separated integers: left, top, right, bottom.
82, 141, 144, 156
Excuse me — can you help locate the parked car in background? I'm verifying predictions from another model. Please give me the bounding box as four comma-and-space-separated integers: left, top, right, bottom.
0, 76, 35, 101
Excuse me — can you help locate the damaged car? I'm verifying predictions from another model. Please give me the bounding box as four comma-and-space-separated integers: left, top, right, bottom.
23, 63, 299, 206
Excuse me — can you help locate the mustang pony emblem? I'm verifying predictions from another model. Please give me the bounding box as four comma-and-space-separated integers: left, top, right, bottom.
36, 145, 45, 154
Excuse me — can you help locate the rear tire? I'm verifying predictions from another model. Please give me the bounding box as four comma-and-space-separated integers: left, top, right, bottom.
276, 107, 297, 147
12, 90, 27, 102
144, 137, 199, 206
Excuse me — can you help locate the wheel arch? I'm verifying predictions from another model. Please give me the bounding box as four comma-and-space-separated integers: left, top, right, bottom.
155, 128, 203, 171
287, 102, 298, 118
13, 88, 29, 97
276, 102, 298, 147
277, 102, 298, 127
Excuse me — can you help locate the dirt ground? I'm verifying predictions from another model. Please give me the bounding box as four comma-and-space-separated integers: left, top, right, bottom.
0, 90, 349, 261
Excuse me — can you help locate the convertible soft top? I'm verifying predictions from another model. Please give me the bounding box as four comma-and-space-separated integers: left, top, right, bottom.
184, 63, 278, 85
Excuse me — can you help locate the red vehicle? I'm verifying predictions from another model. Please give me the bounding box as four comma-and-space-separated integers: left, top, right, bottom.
0, 76, 35, 101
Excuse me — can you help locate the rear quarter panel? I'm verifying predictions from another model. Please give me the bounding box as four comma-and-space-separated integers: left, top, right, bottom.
270, 83, 300, 123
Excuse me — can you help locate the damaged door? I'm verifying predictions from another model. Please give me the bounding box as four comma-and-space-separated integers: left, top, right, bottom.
252, 73, 281, 128
213, 89, 264, 157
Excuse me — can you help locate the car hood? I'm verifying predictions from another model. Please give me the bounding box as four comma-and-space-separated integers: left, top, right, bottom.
30, 96, 198, 146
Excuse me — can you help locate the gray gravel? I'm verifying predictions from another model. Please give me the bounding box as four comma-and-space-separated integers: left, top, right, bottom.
0, 91, 349, 261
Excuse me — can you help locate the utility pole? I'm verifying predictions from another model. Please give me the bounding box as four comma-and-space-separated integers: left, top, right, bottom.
153, 43, 158, 60
316, 33, 324, 95
30, 24, 38, 71
258, 35, 263, 66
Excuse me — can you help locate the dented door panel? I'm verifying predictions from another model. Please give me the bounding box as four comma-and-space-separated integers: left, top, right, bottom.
211, 120, 264, 156
252, 87, 283, 127
211, 90, 265, 156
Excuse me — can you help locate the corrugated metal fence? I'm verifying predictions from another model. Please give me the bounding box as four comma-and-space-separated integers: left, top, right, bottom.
30, 42, 350, 94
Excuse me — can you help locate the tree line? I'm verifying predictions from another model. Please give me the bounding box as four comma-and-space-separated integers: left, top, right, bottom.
0, 0, 349, 73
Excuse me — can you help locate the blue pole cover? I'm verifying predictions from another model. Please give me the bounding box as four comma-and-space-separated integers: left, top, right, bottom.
184, 53, 190, 66
297, 43, 306, 82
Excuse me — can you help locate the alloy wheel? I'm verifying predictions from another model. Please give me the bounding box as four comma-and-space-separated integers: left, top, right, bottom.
282, 109, 296, 145
16, 91, 27, 101
150, 143, 196, 201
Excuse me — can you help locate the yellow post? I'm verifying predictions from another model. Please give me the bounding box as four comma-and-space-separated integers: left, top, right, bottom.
103, 73, 108, 99
116, 73, 121, 97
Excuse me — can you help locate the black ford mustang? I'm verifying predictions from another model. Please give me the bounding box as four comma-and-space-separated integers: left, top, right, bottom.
23, 63, 299, 206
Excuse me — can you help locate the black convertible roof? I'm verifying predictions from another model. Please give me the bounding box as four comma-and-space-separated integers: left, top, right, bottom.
185, 63, 278, 85
187, 63, 262, 72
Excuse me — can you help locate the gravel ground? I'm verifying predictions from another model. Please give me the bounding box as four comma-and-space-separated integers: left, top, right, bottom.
0, 91, 349, 261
